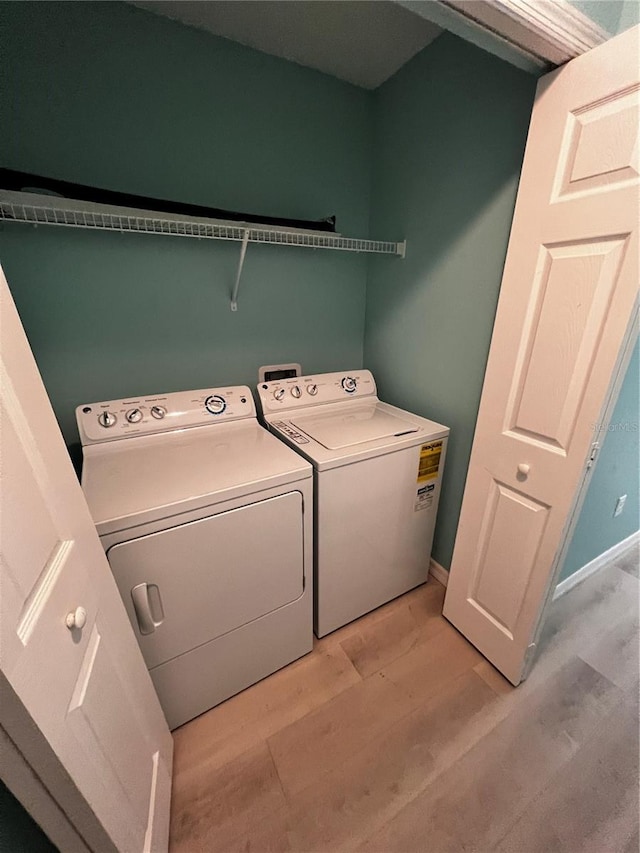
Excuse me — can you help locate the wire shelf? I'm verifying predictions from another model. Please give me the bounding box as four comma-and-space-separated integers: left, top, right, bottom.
0, 191, 405, 256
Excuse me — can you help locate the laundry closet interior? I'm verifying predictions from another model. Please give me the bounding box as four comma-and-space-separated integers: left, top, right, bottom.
2, 2, 639, 849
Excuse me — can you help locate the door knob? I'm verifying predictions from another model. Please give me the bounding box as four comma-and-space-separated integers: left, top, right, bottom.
66, 606, 87, 630
517, 463, 530, 476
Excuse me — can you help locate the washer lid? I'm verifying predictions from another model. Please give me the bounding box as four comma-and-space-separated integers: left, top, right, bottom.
290, 402, 419, 450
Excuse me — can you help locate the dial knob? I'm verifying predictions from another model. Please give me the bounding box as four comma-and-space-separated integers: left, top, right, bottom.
273, 388, 286, 401
126, 408, 143, 423
150, 406, 166, 420
341, 376, 357, 393
307, 384, 318, 396
291, 385, 302, 399
205, 395, 226, 415
98, 411, 117, 428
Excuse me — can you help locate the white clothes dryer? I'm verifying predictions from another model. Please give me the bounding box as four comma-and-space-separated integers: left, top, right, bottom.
77, 386, 312, 729
257, 370, 449, 637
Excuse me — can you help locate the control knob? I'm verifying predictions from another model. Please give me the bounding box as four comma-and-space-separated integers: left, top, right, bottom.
150, 406, 166, 420
126, 408, 143, 423
98, 411, 117, 428
291, 385, 302, 399
341, 376, 357, 393
307, 384, 318, 396
205, 395, 226, 415
273, 388, 286, 401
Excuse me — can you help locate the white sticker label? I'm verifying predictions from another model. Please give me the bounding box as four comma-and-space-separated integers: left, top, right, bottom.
414, 483, 435, 512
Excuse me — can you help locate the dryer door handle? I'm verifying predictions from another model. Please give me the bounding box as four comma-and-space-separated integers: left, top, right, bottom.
131, 583, 164, 635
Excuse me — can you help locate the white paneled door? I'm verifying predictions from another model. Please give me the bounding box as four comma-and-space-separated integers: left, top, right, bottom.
0, 266, 173, 851
443, 26, 639, 685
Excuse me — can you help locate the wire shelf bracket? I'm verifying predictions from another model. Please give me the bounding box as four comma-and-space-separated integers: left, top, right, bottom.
0, 191, 407, 311
230, 228, 250, 312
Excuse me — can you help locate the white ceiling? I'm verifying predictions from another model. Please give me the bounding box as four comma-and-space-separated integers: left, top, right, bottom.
130, 1, 442, 89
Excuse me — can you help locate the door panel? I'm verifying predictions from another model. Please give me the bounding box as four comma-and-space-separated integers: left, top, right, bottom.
507, 236, 628, 450
68, 622, 155, 821
553, 85, 639, 199
443, 26, 639, 685
471, 479, 550, 637
2, 406, 62, 597
0, 267, 173, 851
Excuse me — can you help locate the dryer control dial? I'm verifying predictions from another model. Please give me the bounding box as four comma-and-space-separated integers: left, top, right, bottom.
205, 395, 227, 415
150, 405, 167, 420
341, 376, 357, 393
98, 411, 117, 428
273, 388, 286, 401
307, 384, 318, 396
126, 408, 143, 423
290, 385, 302, 399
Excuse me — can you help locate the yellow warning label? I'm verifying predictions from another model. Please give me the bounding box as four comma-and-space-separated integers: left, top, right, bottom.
417, 441, 442, 483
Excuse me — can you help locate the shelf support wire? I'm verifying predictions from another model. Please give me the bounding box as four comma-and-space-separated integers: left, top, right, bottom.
230, 228, 250, 312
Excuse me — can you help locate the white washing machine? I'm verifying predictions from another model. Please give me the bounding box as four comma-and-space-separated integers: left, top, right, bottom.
76, 386, 313, 729
257, 370, 449, 637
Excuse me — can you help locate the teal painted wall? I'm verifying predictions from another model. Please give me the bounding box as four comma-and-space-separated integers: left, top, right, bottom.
569, 1, 640, 34
559, 340, 640, 582
364, 33, 537, 569
0, 1, 373, 464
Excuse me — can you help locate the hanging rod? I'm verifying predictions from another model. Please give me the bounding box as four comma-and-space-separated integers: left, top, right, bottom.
0, 191, 406, 311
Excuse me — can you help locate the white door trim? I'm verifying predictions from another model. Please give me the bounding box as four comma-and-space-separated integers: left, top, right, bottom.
441, 0, 609, 64
553, 529, 640, 600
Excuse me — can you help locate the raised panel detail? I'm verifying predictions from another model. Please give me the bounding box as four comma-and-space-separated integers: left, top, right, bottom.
0, 400, 75, 647
505, 236, 627, 450
68, 622, 155, 853
1, 402, 60, 599
17, 540, 73, 645
553, 85, 639, 200
469, 481, 550, 637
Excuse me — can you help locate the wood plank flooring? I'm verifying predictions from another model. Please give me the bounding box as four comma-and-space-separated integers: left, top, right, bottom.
170, 542, 639, 852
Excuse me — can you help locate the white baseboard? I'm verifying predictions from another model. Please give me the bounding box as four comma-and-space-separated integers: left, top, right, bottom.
553, 530, 640, 600
429, 558, 449, 588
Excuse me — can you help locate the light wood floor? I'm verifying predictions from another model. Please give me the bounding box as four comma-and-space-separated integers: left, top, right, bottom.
170, 542, 639, 852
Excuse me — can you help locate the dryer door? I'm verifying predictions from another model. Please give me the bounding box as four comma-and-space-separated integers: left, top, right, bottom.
107, 491, 304, 670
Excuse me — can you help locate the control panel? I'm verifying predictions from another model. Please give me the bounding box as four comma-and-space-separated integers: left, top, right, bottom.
76, 386, 256, 445
270, 421, 310, 444
257, 370, 377, 415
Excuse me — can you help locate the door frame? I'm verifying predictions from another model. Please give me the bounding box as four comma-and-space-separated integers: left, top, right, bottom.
403, 0, 610, 73
523, 302, 639, 679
